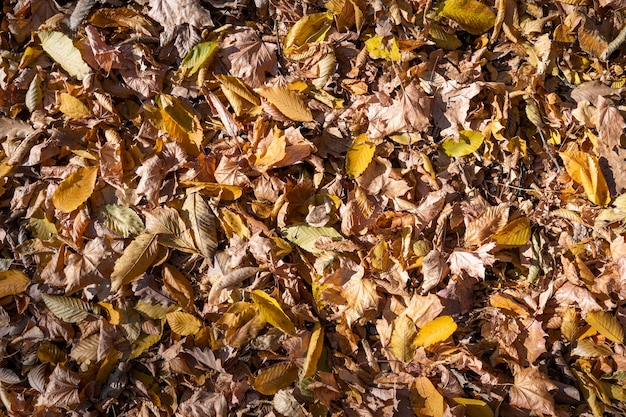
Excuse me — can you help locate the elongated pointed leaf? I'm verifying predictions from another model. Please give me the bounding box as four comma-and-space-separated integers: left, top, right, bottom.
560, 150, 611, 206
440, 0, 496, 35
178, 41, 218, 78
256, 86, 312, 122
145, 207, 197, 253
42, 294, 96, 323
346, 134, 376, 178
442, 130, 484, 157
59, 93, 91, 120
281, 224, 344, 254
0, 270, 30, 297
251, 290, 296, 335
70, 333, 99, 364
283, 12, 333, 53
52, 166, 98, 213
39, 31, 91, 80
586, 310, 625, 344
100, 204, 144, 238
182, 193, 218, 260
390, 314, 418, 363
414, 315, 457, 347
110, 233, 159, 292
166, 311, 202, 336
254, 362, 299, 395
26, 75, 43, 113
301, 323, 324, 379
492, 217, 531, 247
146, 94, 204, 154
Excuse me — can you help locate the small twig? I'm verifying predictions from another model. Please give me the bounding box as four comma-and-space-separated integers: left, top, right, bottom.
601, 24, 626, 61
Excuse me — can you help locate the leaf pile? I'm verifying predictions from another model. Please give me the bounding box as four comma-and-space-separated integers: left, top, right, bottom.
2, 0, 626, 416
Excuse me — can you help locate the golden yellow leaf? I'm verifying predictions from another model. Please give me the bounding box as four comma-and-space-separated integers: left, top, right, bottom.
254, 362, 299, 395
365, 36, 402, 61
256, 85, 313, 122
162, 264, 195, 311
97, 302, 122, 325
130, 334, 161, 360
492, 217, 531, 247
414, 315, 457, 348
412, 377, 445, 417
255, 134, 287, 168
219, 208, 250, 239
180, 182, 242, 200
251, 290, 296, 335
301, 322, 324, 379
389, 314, 418, 363
453, 398, 494, 417
586, 310, 624, 344
442, 130, 484, 157
217, 75, 260, 116
110, 233, 159, 292
177, 41, 218, 79
0, 270, 30, 298
346, 134, 376, 178
59, 93, 91, 120
166, 311, 202, 336
560, 150, 610, 206
283, 12, 333, 53
440, 0, 496, 35
145, 94, 204, 155
52, 166, 98, 213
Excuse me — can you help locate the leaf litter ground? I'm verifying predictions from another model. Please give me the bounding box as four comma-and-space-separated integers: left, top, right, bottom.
2, 0, 626, 416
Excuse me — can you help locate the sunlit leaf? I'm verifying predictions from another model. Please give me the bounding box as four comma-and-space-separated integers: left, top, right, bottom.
130, 333, 161, 360
110, 233, 159, 292
283, 12, 333, 53
38, 31, 91, 80
560, 150, 611, 206
389, 314, 418, 362
166, 311, 202, 336
442, 130, 484, 157
440, 0, 496, 35
281, 224, 344, 254
365, 36, 402, 61
414, 315, 457, 347
52, 166, 98, 213
26, 74, 43, 113
254, 362, 299, 395
100, 204, 144, 238
412, 377, 445, 417
251, 290, 296, 335
301, 323, 324, 379
586, 310, 624, 344
256, 85, 313, 122
346, 134, 376, 178
162, 264, 195, 311
70, 333, 99, 364
59, 93, 91, 120
178, 41, 218, 78
492, 217, 531, 247
180, 182, 243, 200
145, 94, 204, 154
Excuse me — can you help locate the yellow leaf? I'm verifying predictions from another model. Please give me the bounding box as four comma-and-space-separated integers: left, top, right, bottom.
453, 398, 494, 417
301, 323, 324, 379
414, 315, 457, 348
166, 311, 202, 336
492, 217, 531, 247
365, 36, 402, 61
283, 12, 333, 53
256, 85, 313, 122
254, 362, 299, 395
110, 233, 159, 292
162, 264, 195, 311
389, 314, 418, 363
412, 377, 445, 417
146, 94, 204, 154
180, 181, 242, 200
251, 290, 296, 335
429, 23, 462, 50
0, 270, 30, 298
560, 150, 610, 206
52, 166, 98, 213
255, 134, 287, 168
59, 93, 91, 120
39, 31, 91, 80
346, 134, 376, 178
442, 130, 484, 157
440, 0, 496, 35
219, 208, 250, 239
130, 333, 161, 360
98, 302, 122, 325
178, 41, 218, 78
586, 310, 624, 344
216, 75, 260, 116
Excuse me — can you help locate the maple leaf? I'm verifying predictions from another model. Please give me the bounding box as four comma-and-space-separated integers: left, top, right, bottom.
220, 27, 278, 88
509, 366, 558, 416
341, 266, 381, 327
37, 366, 81, 409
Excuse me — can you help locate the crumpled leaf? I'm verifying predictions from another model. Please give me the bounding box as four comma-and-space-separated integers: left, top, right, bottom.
560, 150, 611, 206
509, 366, 558, 416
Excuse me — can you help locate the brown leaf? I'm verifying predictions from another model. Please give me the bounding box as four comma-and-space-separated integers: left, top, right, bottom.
509, 366, 557, 416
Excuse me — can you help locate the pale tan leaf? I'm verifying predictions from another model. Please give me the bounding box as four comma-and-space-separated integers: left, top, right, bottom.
100, 204, 144, 238
37, 366, 81, 409
509, 366, 557, 416
39, 31, 91, 80
464, 204, 509, 248
70, 333, 99, 364
389, 314, 418, 362
145, 207, 197, 253
273, 389, 307, 417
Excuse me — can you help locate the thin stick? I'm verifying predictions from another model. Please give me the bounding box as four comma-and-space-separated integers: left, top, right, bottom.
601, 24, 626, 61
